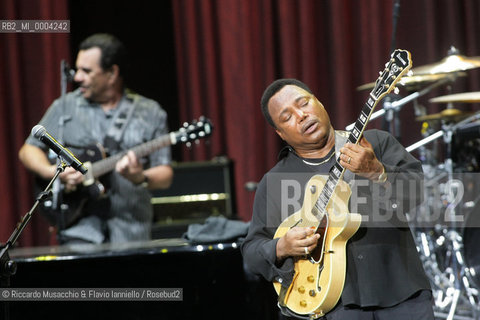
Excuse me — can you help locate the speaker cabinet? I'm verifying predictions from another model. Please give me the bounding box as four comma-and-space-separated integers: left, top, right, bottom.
151, 157, 236, 238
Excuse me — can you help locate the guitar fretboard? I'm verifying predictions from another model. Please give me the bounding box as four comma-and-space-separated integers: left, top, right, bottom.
91, 134, 173, 178
311, 49, 411, 219
312, 94, 378, 217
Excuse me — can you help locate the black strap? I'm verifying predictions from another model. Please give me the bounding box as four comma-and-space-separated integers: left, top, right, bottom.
104, 91, 137, 153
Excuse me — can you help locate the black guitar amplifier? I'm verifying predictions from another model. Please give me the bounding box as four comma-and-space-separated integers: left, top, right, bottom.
150, 156, 236, 238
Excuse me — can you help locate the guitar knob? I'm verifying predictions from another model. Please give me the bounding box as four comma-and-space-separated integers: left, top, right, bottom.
307, 275, 315, 283
298, 286, 305, 294
300, 300, 307, 307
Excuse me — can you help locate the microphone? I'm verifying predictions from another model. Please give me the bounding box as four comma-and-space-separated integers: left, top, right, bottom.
61, 60, 75, 82
31, 125, 88, 174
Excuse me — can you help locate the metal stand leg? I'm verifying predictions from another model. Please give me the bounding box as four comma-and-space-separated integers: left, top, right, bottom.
409, 131, 480, 319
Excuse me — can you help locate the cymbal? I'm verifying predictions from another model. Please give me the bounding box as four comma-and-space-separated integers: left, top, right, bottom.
411, 54, 480, 75
429, 91, 480, 104
356, 72, 466, 91
416, 108, 474, 122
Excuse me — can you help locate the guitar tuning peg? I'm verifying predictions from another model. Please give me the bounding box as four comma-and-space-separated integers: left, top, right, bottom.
183, 122, 189, 128
186, 141, 192, 148
394, 87, 399, 95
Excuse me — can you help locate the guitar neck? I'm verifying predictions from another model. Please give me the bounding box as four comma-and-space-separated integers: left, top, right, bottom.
313, 95, 380, 216
91, 133, 174, 179
311, 48, 412, 219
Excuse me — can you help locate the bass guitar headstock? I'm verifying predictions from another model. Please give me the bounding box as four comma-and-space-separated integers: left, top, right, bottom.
173, 116, 213, 146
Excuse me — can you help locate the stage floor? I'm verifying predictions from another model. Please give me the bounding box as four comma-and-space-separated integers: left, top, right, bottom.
4, 239, 277, 320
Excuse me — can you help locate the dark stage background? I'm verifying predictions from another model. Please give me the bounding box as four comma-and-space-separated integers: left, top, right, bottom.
2, 0, 480, 246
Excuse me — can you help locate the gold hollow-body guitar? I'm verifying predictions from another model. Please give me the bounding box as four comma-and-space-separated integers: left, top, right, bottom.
273, 49, 412, 319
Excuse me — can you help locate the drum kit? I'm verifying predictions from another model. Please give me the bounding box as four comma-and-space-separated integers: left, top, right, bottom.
357, 47, 480, 320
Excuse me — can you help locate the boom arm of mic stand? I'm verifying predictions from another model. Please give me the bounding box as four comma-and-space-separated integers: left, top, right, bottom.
346, 77, 455, 131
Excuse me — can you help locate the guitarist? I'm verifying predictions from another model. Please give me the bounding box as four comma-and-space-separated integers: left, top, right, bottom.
241, 79, 434, 319
18, 34, 173, 244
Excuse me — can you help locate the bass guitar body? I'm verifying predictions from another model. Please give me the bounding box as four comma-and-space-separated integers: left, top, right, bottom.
37, 143, 108, 228
273, 175, 361, 318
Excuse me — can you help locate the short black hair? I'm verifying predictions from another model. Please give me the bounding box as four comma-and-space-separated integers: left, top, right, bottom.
79, 33, 129, 79
261, 78, 312, 128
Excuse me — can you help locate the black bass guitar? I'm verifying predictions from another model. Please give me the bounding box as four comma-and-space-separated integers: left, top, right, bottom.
38, 117, 213, 227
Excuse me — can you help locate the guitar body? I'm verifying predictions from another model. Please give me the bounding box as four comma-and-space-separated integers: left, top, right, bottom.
37, 143, 108, 227
273, 175, 361, 318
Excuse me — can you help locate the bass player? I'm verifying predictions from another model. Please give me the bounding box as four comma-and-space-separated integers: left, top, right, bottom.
18, 33, 173, 244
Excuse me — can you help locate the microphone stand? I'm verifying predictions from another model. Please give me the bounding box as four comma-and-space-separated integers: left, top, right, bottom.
1, 161, 67, 320
52, 60, 73, 243
382, 0, 401, 140
383, 94, 403, 142
389, 0, 401, 55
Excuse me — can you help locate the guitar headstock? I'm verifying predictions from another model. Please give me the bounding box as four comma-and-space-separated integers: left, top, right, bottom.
174, 116, 213, 145
371, 49, 412, 100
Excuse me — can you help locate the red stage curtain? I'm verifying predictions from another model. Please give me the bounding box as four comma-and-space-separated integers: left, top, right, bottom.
172, 0, 395, 221
0, 0, 70, 246
4, 0, 480, 246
